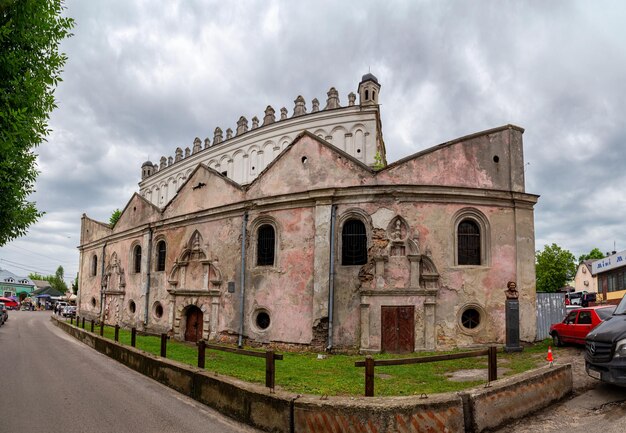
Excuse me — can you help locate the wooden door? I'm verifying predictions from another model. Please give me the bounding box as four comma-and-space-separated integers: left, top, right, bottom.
381, 306, 415, 353
184, 306, 203, 342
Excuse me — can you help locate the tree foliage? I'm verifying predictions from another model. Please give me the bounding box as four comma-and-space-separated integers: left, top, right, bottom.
578, 247, 605, 264
0, 0, 74, 245
29, 265, 67, 293
535, 243, 577, 293
109, 208, 122, 227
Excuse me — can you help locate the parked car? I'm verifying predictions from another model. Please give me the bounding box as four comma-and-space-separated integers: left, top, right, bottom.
62, 305, 76, 318
55, 301, 68, 314
0, 302, 8, 325
550, 305, 615, 346
585, 294, 626, 386
565, 291, 597, 307
0, 297, 19, 310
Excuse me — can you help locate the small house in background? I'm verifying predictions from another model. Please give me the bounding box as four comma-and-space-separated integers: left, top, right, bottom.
573, 260, 598, 294
0, 268, 35, 300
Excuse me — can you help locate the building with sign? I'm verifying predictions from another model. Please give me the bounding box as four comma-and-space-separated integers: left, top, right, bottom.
78, 74, 539, 352
0, 268, 35, 300
592, 250, 626, 304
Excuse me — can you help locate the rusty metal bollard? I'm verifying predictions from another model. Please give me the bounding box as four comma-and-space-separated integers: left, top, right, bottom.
197, 339, 206, 368
160, 333, 167, 358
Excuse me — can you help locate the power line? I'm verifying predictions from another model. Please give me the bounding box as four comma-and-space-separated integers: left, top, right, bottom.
0, 259, 77, 280
0, 258, 59, 275
2, 243, 78, 265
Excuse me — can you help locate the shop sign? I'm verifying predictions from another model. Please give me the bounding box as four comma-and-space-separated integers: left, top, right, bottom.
592, 250, 626, 274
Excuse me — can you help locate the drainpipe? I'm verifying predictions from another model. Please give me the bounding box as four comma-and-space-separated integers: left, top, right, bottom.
99, 242, 107, 322
326, 204, 337, 351
237, 212, 249, 348
144, 228, 153, 326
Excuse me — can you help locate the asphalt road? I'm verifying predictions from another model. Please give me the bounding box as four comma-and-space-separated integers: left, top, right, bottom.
0, 311, 260, 433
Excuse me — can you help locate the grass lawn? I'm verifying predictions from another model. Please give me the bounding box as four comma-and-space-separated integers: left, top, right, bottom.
65, 318, 555, 397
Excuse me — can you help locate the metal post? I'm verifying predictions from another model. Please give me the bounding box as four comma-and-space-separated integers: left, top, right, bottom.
365, 356, 375, 397
82, 317, 85, 329
90, 319, 94, 332
114, 325, 120, 342
488, 346, 498, 382
265, 350, 275, 389
99, 321, 104, 336
160, 333, 167, 358
131, 327, 136, 347
70, 316, 73, 325
198, 340, 206, 369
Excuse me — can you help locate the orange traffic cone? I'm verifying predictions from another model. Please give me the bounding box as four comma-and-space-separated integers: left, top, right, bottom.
546, 346, 554, 367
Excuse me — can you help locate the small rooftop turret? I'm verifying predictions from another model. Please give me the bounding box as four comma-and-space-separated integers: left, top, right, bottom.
358, 72, 381, 106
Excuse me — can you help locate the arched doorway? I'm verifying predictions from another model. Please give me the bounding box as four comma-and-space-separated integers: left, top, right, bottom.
184, 305, 203, 342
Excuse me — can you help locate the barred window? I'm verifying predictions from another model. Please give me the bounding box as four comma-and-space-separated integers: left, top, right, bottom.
342, 219, 367, 265
458, 220, 480, 265
257, 225, 275, 266
156, 240, 166, 272
133, 245, 142, 273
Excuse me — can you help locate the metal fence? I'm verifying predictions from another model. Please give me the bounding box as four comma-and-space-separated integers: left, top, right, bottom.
536, 292, 566, 340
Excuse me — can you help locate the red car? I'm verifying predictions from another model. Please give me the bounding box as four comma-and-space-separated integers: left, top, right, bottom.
0, 297, 19, 310
550, 306, 616, 346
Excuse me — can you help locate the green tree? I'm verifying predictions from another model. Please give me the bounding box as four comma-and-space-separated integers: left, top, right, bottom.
0, 0, 74, 246
109, 208, 122, 227
535, 243, 577, 293
28, 264, 68, 293
578, 247, 605, 264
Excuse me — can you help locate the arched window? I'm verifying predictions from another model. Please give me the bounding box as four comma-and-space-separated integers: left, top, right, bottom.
257, 224, 275, 266
458, 220, 481, 265
91, 255, 98, 276
133, 245, 142, 273
342, 219, 367, 265
156, 240, 166, 272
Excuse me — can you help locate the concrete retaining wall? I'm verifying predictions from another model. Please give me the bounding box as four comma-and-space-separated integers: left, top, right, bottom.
53, 318, 572, 433
460, 364, 573, 432
294, 394, 465, 433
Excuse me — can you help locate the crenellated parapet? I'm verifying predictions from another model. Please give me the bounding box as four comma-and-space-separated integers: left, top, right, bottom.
139, 74, 386, 207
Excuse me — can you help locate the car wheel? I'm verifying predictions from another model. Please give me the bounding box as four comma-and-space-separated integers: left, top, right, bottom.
552, 332, 563, 347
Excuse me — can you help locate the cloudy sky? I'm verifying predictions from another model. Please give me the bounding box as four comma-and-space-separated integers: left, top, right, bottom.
1, 0, 626, 284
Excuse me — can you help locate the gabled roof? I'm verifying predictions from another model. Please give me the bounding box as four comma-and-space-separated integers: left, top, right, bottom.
32, 286, 63, 297
111, 192, 162, 232
247, 130, 374, 190
161, 162, 246, 216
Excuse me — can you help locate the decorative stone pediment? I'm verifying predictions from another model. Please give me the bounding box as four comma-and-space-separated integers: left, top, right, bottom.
102, 252, 125, 294
168, 231, 223, 294
360, 215, 439, 294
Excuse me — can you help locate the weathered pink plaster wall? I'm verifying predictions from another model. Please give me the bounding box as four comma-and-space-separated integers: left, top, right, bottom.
79, 126, 537, 350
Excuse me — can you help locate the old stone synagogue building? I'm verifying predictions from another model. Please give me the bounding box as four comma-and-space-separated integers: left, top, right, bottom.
78, 74, 538, 353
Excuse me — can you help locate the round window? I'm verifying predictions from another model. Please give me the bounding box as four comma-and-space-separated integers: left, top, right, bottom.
153, 302, 163, 319
461, 308, 481, 329
91, 297, 97, 308
129, 300, 136, 314
255, 311, 270, 330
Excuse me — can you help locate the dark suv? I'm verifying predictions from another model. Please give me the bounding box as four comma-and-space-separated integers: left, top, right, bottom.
585, 294, 626, 386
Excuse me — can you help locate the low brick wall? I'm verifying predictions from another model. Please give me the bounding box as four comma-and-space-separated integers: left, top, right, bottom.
53, 318, 573, 433
294, 393, 465, 433
460, 364, 573, 432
